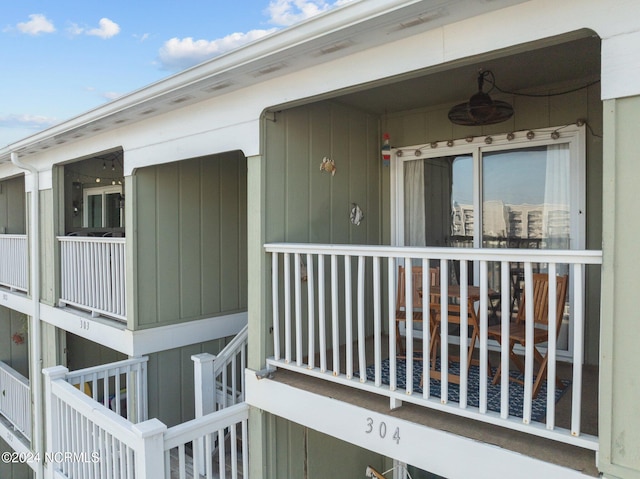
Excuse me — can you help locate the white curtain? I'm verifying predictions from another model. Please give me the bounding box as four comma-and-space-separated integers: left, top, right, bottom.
543, 144, 570, 250
404, 159, 426, 246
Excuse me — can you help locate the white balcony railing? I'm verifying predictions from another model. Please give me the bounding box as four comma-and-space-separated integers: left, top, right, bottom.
44, 364, 249, 479
0, 234, 28, 292
64, 356, 148, 424
193, 325, 248, 416
265, 243, 602, 450
0, 361, 31, 441
58, 236, 126, 321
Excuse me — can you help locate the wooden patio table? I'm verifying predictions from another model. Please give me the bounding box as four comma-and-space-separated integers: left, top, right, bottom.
422, 285, 495, 385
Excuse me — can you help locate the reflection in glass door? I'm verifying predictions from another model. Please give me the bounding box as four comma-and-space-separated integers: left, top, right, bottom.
395, 127, 584, 356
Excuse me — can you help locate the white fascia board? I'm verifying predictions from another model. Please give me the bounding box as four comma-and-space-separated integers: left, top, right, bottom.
246, 371, 595, 479
125, 311, 247, 356
0, 421, 34, 465
601, 30, 640, 101
39, 303, 246, 356
0, 290, 32, 316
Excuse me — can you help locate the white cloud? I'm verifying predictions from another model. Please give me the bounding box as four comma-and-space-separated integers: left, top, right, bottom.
16, 14, 55, 35
266, 0, 331, 26
156, 0, 353, 72
87, 18, 120, 38
69, 18, 120, 39
158, 29, 277, 71
0, 114, 58, 130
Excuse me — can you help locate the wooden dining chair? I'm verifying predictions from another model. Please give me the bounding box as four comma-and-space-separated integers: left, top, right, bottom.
487, 272, 569, 398
395, 265, 439, 357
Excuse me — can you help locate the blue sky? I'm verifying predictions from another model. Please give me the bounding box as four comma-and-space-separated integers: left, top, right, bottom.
0, 0, 351, 146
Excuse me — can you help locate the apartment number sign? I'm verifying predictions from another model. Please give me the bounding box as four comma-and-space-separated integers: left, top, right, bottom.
365, 416, 400, 444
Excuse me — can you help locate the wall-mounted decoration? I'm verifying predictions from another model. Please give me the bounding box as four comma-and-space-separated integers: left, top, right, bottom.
350, 203, 364, 226
381, 133, 391, 166
319, 156, 336, 176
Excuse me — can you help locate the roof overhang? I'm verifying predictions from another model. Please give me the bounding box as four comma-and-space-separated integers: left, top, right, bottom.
0, 0, 526, 164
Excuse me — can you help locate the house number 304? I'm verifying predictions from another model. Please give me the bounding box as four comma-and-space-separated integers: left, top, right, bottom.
365, 417, 400, 444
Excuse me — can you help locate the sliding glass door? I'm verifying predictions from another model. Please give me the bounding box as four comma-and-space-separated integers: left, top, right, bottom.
392, 126, 585, 355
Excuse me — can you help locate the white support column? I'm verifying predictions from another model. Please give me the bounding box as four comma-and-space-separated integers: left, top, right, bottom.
132, 419, 167, 479
192, 353, 217, 417
42, 366, 68, 479
192, 352, 216, 476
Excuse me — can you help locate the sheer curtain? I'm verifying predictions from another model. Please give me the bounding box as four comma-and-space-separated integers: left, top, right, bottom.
543, 144, 570, 250
404, 159, 426, 246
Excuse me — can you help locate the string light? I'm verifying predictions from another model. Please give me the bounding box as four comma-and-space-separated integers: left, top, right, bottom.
390, 119, 594, 157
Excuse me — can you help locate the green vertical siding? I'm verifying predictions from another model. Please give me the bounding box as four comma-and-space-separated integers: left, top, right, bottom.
0, 437, 33, 479
132, 152, 247, 329
39, 188, 56, 306
265, 103, 382, 245
600, 95, 640, 479
0, 176, 26, 234
65, 332, 127, 371
0, 306, 29, 378
145, 338, 229, 427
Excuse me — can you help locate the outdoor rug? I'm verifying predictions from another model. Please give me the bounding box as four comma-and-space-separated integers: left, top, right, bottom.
364, 358, 570, 422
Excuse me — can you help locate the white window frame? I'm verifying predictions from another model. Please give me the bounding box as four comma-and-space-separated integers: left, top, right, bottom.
83, 185, 123, 228
391, 125, 585, 249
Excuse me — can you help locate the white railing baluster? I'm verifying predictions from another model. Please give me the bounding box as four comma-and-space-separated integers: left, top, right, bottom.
479, 260, 489, 414
272, 252, 280, 361
307, 253, 315, 370
0, 361, 31, 440
405, 259, 413, 395
294, 253, 303, 366
264, 243, 602, 450
58, 236, 126, 321
0, 235, 28, 292
523, 262, 534, 424
459, 260, 469, 409
422, 259, 430, 399
318, 254, 327, 373
357, 255, 366, 382
284, 253, 292, 363
344, 255, 353, 379
546, 262, 558, 430
572, 263, 584, 437
373, 256, 381, 387
388, 257, 397, 393
440, 259, 449, 404
500, 260, 510, 419
331, 254, 339, 376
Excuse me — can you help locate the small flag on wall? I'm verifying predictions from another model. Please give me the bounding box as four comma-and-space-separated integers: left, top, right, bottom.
381, 133, 391, 166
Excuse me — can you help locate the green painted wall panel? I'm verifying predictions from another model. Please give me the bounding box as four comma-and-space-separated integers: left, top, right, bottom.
156, 162, 181, 324
65, 332, 126, 371
146, 338, 228, 427
0, 176, 26, 234
0, 437, 33, 479
600, 96, 640, 479
0, 306, 29, 378
201, 159, 222, 313
133, 152, 247, 329
179, 161, 202, 318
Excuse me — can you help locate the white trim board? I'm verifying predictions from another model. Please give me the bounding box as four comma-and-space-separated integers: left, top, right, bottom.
39, 303, 246, 356
0, 419, 35, 469
245, 370, 596, 479
0, 289, 32, 316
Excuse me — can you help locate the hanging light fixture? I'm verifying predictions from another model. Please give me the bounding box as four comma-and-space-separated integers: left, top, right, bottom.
448, 70, 514, 126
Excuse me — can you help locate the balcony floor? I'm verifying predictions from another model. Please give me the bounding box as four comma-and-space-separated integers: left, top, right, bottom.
270, 336, 599, 477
